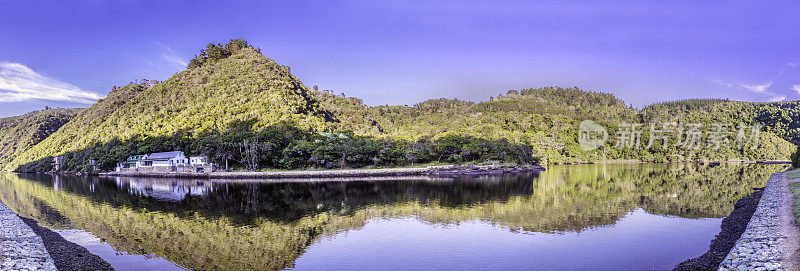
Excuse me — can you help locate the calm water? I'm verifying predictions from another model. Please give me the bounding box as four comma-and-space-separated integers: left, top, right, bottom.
0, 163, 785, 271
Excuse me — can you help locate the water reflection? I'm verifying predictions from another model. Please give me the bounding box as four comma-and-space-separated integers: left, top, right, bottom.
0, 163, 784, 270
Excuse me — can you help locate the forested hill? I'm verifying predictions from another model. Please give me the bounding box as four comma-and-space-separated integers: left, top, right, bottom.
311, 86, 637, 139
6, 40, 330, 172
0, 39, 798, 173
642, 99, 800, 145
314, 88, 796, 165
0, 108, 80, 165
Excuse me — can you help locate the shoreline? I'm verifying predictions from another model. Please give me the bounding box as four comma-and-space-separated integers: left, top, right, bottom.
675, 169, 800, 270
96, 164, 547, 179
716, 171, 800, 270
19, 217, 114, 271
673, 187, 764, 271
0, 199, 56, 270
10, 160, 788, 178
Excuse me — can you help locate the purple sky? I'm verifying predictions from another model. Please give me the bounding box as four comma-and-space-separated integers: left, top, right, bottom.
1, 0, 799, 117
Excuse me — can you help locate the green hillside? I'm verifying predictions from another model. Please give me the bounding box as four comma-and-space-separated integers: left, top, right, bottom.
0, 108, 80, 165
311, 86, 642, 164
314, 88, 797, 164
1, 39, 797, 173
7, 40, 330, 172
643, 99, 800, 144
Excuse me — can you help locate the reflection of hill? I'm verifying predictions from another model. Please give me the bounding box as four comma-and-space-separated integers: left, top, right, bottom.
16, 173, 538, 225
0, 164, 782, 271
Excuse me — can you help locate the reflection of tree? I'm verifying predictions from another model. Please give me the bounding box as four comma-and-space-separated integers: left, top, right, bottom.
0, 164, 782, 271
15, 174, 539, 225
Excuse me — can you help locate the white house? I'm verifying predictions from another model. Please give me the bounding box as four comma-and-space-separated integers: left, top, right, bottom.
140, 151, 188, 167
189, 156, 210, 166
115, 151, 213, 173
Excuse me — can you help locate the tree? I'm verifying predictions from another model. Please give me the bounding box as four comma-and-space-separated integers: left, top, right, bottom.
188, 39, 252, 69
225, 39, 249, 52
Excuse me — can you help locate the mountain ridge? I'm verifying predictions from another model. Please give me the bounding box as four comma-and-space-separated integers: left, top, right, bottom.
1, 40, 797, 172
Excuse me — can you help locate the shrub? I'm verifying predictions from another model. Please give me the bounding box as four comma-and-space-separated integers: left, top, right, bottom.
188, 39, 251, 69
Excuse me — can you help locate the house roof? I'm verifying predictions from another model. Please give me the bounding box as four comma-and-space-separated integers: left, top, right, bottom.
146, 151, 184, 160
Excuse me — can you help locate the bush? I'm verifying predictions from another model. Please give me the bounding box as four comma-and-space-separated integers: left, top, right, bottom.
792, 145, 800, 169
188, 39, 251, 69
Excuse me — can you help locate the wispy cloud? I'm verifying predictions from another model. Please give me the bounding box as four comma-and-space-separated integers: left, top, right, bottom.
742, 81, 772, 93
0, 62, 101, 103
768, 95, 786, 102
713, 62, 800, 101
155, 42, 187, 70
780, 62, 798, 73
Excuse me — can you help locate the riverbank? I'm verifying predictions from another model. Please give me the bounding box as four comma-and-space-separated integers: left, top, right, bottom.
0, 200, 56, 270
99, 164, 546, 179
716, 171, 800, 270
19, 217, 114, 271
673, 187, 764, 270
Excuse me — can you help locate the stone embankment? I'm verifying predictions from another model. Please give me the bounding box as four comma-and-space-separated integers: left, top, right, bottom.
0, 200, 56, 270
674, 187, 764, 271
718, 172, 800, 271
100, 164, 546, 179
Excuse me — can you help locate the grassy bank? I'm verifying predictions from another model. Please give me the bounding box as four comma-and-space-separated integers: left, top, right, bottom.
787, 170, 800, 225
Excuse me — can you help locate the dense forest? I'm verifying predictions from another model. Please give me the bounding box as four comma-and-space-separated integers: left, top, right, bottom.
0, 39, 798, 173
0, 108, 80, 166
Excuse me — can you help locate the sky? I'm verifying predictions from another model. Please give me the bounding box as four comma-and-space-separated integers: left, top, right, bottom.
1, 0, 799, 117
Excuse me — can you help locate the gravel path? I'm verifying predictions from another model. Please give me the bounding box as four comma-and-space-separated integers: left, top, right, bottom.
0, 200, 56, 270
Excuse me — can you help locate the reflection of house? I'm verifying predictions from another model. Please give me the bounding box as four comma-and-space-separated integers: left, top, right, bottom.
115, 177, 213, 201
115, 151, 214, 173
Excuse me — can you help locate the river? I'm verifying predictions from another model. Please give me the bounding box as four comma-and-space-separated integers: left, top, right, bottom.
0, 163, 785, 270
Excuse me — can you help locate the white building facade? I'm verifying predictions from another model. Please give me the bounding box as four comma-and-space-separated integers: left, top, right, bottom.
115, 151, 214, 173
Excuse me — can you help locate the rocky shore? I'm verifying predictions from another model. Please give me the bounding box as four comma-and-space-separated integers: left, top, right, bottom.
20, 217, 114, 271
715, 172, 799, 270
673, 188, 764, 270
0, 200, 56, 270
99, 164, 546, 179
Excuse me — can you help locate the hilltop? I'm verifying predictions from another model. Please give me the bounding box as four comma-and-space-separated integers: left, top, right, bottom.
7, 40, 330, 172
0, 39, 798, 173
0, 108, 80, 165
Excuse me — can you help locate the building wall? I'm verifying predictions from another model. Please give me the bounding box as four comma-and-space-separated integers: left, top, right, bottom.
119, 166, 175, 173
118, 165, 213, 173
152, 160, 172, 166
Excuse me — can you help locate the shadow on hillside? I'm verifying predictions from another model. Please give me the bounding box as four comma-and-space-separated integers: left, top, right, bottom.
13, 118, 538, 173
